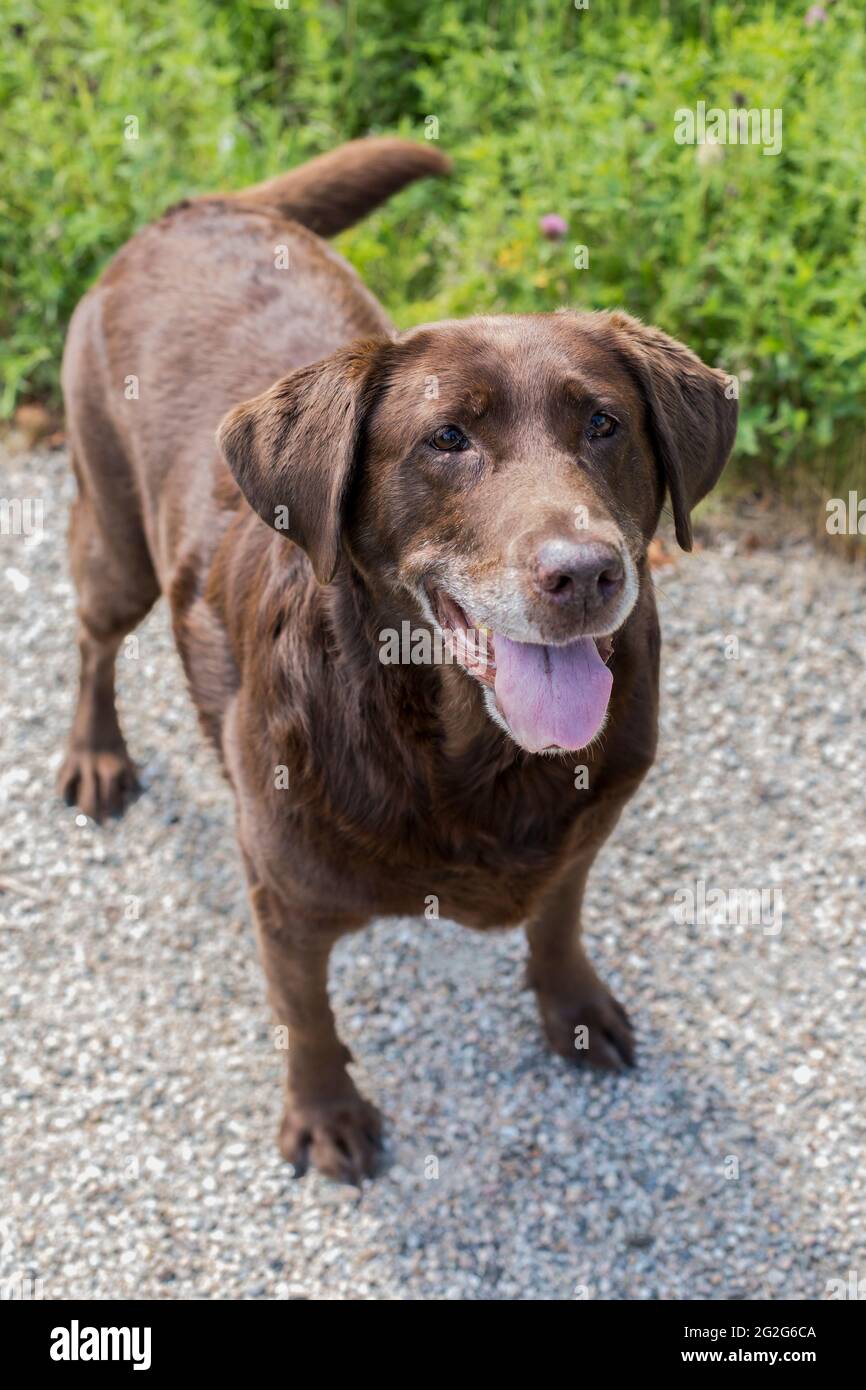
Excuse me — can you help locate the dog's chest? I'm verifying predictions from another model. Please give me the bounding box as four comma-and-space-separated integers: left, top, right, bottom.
296, 755, 597, 928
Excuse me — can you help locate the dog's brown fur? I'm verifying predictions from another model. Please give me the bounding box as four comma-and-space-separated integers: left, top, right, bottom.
59, 138, 737, 1182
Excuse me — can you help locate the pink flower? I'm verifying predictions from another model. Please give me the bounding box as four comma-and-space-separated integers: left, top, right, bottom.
804, 5, 828, 25
539, 213, 568, 241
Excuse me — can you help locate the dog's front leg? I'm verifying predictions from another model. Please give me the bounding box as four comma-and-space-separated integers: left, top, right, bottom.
526, 854, 636, 1073
243, 864, 382, 1183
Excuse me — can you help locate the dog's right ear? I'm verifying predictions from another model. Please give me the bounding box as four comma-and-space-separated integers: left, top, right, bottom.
217, 338, 388, 583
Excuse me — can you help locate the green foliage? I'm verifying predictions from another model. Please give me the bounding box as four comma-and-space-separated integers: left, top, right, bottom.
1, 0, 864, 492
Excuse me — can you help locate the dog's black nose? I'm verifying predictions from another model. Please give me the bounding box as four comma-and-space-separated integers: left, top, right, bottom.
533, 538, 624, 611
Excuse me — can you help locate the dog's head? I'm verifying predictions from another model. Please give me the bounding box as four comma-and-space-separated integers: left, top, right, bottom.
218, 311, 737, 754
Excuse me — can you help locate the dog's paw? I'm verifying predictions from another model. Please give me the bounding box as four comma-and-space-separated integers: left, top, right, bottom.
279, 1093, 384, 1185
536, 981, 636, 1072
57, 748, 141, 823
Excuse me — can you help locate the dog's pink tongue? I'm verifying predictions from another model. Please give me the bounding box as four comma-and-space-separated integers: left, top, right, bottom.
493, 635, 612, 753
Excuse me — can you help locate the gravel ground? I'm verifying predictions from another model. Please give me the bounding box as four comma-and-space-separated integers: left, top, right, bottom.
2, 440, 865, 1302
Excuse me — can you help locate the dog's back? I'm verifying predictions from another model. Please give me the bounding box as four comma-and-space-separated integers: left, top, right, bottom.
61, 139, 449, 588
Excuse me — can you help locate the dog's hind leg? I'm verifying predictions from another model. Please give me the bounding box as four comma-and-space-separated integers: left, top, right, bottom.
58, 472, 160, 822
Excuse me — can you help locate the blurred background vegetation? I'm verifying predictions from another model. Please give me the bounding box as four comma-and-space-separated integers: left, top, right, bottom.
1, 0, 864, 499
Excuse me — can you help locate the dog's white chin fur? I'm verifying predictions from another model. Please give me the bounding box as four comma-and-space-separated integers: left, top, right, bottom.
411, 558, 638, 755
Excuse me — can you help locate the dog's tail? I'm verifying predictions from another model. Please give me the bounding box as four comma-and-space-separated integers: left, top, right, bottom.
227, 137, 450, 238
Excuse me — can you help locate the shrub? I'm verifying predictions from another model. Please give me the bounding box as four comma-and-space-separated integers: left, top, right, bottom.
1, 0, 864, 494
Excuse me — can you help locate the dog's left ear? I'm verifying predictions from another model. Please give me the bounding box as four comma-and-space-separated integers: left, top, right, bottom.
605, 312, 738, 550
217, 337, 388, 583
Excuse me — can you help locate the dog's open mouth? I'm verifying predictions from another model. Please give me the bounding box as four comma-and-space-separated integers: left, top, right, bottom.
430, 588, 614, 754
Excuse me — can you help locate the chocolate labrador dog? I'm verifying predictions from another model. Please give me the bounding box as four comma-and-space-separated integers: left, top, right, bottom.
59, 138, 737, 1182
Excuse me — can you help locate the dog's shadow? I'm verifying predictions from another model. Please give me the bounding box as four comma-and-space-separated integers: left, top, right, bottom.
323, 912, 818, 1300
52, 749, 819, 1300
90, 741, 816, 1300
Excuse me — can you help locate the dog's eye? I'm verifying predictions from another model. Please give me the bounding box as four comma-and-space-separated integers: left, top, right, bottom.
587, 412, 617, 439
429, 425, 470, 452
